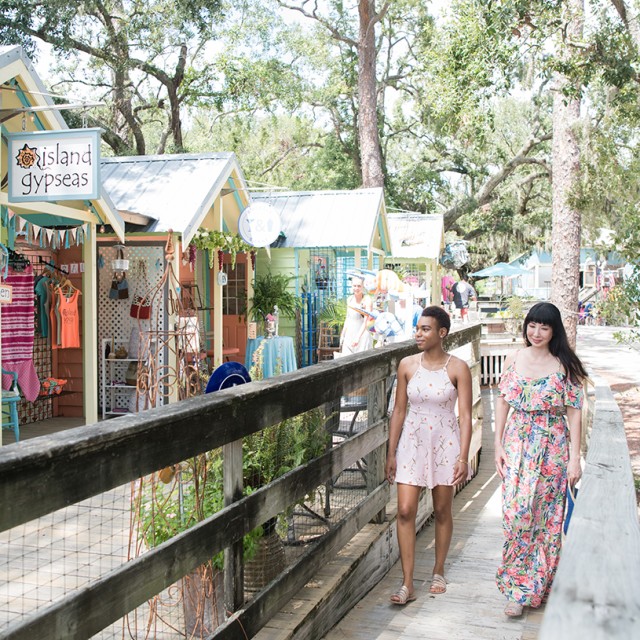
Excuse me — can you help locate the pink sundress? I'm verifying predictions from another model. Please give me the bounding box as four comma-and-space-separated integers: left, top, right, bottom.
394, 356, 468, 489
496, 363, 583, 607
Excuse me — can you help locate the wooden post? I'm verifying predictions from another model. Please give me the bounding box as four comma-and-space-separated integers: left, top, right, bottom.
223, 439, 244, 614
365, 378, 387, 524
82, 222, 98, 424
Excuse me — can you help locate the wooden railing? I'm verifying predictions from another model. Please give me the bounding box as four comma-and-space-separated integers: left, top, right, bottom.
0, 326, 482, 640
540, 374, 640, 639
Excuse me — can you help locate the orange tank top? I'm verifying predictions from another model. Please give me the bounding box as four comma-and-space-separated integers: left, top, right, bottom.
59, 289, 81, 349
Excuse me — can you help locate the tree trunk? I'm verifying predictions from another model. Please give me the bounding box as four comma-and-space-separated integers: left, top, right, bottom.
551, 0, 584, 348
357, 0, 384, 188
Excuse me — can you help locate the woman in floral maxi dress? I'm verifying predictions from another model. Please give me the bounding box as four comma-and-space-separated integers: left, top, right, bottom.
495, 302, 587, 617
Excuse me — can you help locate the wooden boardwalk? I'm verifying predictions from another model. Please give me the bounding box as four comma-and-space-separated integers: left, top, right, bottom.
324, 389, 543, 640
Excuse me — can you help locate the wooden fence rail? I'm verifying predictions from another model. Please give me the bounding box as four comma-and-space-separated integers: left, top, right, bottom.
0, 326, 483, 640
540, 374, 640, 639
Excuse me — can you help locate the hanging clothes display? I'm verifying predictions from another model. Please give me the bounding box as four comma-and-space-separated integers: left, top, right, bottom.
1, 262, 40, 402
59, 288, 81, 349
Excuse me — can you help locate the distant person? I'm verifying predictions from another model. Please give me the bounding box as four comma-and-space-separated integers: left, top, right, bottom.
451, 276, 477, 323
386, 306, 472, 605
339, 276, 373, 354
441, 273, 455, 310
494, 302, 587, 618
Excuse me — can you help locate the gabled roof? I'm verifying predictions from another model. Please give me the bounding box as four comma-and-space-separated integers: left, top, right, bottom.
250, 188, 388, 250
387, 212, 444, 260
100, 153, 248, 245
0, 45, 125, 240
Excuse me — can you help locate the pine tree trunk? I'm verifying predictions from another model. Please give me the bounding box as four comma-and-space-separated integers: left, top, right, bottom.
357, 0, 384, 188
551, 0, 584, 348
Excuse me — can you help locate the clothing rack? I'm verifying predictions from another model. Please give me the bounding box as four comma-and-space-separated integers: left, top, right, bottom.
7, 248, 30, 272
39, 257, 81, 295
38, 257, 68, 276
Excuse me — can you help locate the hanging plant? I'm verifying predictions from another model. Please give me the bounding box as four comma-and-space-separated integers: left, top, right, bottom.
190, 228, 251, 269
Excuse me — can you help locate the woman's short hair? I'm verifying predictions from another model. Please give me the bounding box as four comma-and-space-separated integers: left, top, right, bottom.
421, 305, 451, 335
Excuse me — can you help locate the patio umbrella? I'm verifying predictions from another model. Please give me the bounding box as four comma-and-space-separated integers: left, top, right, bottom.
469, 262, 529, 298
469, 262, 530, 278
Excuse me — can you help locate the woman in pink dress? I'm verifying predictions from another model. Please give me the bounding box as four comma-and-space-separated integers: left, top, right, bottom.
385, 306, 473, 605
495, 302, 586, 617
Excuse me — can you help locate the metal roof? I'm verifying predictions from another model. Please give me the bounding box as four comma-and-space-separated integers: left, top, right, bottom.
387, 213, 444, 259
100, 153, 247, 244
250, 188, 385, 249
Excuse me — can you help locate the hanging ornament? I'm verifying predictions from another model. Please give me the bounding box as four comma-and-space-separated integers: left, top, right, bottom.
217, 249, 224, 271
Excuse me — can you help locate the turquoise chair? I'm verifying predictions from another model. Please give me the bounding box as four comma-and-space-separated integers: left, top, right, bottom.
1, 367, 20, 442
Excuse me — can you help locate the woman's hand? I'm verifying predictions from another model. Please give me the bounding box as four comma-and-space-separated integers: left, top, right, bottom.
385, 454, 397, 484
567, 456, 582, 487
495, 442, 508, 480
453, 460, 468, 485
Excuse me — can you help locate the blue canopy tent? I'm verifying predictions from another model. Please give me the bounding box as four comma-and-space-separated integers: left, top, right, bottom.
469, 262, 530, 278
470, 262, 530, 300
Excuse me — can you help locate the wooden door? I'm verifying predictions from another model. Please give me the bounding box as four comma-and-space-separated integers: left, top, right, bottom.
220, 254, 248, 364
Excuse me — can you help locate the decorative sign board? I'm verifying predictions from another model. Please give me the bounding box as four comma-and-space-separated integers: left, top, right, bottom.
238, 202, 282, 247
7, 129, 101, 202
0, 284, 13, 304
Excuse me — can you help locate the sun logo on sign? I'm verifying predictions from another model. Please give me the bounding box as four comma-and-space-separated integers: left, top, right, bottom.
15, 143, 39, 169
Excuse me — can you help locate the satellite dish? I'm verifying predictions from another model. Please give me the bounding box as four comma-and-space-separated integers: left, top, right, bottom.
238, 201, 282, 247
205, 361, 251, 393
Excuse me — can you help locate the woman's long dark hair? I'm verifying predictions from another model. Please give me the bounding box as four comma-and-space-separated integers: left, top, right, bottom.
522, 302, 588, 383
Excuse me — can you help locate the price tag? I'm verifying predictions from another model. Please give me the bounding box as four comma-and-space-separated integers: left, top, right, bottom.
0, 284, 13, 304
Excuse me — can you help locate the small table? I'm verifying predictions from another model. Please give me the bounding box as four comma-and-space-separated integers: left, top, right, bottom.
245, 336, 297, 379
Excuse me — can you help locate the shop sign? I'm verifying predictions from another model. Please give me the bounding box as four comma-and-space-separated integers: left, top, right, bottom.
238, 202, 282, 247
0, 283, 12, 304
7, 129, 101, 202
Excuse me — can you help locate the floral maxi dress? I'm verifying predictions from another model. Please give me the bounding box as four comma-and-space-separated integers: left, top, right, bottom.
496, 364, 583, 608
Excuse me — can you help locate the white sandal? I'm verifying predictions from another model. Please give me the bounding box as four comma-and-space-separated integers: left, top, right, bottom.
390, 585, 416, 605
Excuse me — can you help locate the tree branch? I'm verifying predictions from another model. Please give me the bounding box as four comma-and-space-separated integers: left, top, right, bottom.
277, 1, 358, 47
443, 131, 551, 229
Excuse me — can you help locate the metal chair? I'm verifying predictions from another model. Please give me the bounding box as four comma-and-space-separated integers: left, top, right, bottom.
1, 367, 20, 442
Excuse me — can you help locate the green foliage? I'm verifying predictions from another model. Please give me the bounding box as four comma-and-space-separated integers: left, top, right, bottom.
317, 297, 347, 330
137, 402, 329, 567
250, 271, 299, 321
596, 285, 635, 326
190, 228, 251, 268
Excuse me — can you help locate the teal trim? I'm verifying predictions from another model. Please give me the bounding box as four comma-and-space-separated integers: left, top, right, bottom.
227, 175, 245, 213
9, 79, 46, 131
15, 213, 83, 227
84, 200, 104, 225
377, 216, 389, 254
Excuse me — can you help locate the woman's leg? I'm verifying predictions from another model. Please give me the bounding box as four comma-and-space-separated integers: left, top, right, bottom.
395, 483, 422, 595
432, 484, 454, 578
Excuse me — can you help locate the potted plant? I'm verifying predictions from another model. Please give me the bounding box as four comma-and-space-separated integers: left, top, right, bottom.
250, 271, 299, 331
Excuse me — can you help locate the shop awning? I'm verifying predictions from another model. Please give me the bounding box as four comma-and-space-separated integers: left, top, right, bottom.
100, 153, 249, 245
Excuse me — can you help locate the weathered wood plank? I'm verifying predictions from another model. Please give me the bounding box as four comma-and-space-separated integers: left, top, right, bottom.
0, 341, 412, 533
1, 421, 389, 640
211, 483, 390, 640
321, 388, 538, 640
539, 375, 640, 639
